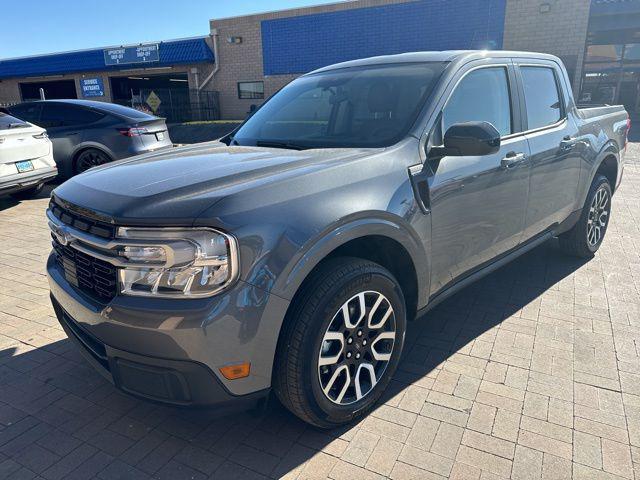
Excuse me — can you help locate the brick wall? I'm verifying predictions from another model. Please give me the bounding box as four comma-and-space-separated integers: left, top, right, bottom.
261, 0, 506, 76
503, 0, 592, 93
209, 0, 510, 119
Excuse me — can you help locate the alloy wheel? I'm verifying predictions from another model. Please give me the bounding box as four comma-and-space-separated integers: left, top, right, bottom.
76, 150, 108, 173
317, 290, 396, 405
587, 186, 610, 247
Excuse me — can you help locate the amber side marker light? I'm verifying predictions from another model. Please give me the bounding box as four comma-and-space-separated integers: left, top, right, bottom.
219, 362, 251, 380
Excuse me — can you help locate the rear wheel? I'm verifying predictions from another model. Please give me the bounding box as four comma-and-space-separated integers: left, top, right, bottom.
559, 174, 612, 258
274, 257, 406, 428
74, 149, 111, 174
11, 183, 44, 200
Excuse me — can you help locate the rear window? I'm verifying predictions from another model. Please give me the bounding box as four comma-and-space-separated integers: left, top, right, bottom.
521, 66, 563, 130
93, 103, 156, 120
0, 112, 29, 130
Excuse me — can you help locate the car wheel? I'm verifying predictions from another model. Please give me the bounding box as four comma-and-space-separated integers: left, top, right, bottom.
74, 149, 111, 174
559, 174, 612, 258
10, 183, 44, 200
274, 257, 406, 428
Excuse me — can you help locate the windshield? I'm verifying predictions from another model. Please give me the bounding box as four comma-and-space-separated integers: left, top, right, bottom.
0, 112, 29, 130
231, 62, 447, 149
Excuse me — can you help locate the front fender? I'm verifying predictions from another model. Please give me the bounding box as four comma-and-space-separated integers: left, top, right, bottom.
271, 212, 429, 307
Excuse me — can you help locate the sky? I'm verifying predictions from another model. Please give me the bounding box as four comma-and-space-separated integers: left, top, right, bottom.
0, 0, 340, 60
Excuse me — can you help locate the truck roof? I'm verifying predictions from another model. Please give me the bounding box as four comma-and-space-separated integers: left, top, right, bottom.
308, 50, 562, 74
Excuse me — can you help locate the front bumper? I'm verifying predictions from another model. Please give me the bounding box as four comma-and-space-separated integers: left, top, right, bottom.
47, 252, 290, 406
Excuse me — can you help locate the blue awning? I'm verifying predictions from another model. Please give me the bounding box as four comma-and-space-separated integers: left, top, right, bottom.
0, 37, 214, 80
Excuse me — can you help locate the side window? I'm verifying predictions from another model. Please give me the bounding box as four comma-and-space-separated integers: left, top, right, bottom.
62, 106, 105, 126
520, 66, 562, 130
9, 104, 41, 124
40, 104, 103, 128
443, 67, 512, 138
39, 104, 69, 128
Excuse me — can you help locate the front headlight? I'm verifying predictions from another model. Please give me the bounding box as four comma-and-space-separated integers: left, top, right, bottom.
117, 228, 238, 298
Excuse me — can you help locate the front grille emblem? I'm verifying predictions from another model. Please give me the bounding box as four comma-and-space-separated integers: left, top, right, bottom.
50, 223, 73, 247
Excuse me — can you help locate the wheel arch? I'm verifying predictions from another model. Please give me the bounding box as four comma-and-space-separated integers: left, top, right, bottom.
273, 215, 428, 315
578, 143, 619, 207
592, 142, 619, 191
71, 143, 114, 174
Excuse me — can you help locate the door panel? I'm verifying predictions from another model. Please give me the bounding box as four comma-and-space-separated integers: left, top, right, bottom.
517, 64, 582, 239
522, 120, 581, 238
426, 64, 530, 296
428, 137, 530, 294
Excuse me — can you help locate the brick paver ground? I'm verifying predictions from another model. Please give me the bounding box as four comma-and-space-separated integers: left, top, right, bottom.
0, 151, 639, 480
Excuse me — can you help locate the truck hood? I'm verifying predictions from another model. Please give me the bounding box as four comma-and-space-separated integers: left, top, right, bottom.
52, 142, 374, 225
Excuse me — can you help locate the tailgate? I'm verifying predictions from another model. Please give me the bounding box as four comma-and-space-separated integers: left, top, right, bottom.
0, 128, 50, 165
136, 119, 171, 148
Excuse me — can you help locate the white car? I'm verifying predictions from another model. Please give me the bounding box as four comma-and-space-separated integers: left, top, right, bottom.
0, 110, 57, 198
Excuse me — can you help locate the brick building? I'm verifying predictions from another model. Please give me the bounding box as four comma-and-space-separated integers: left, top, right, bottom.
1, 0, 639, 120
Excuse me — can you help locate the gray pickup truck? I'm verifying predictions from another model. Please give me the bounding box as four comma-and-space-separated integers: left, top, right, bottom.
46, 50, 629, 428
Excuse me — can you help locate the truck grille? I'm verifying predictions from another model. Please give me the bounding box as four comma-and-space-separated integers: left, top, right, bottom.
52, 236, 118, 301
49, 200, 115, 239
50, 201, 118, 302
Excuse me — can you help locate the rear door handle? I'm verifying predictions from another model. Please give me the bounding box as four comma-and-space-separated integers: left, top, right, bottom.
560, 135, 576, 150
501, 152, 527, 169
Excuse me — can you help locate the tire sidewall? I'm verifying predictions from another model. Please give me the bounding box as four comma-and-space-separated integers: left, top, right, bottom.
302, 267, 406, 426
584, 176, 612, 253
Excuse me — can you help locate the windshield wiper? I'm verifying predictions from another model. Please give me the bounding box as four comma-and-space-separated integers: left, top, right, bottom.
256, 140, 310, 151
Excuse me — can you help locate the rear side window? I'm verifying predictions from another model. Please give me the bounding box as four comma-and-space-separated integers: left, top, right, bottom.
443, 67, 512, 137
521, 66, 562, 130
40, 104, 104, 128
62, 106, 105, 126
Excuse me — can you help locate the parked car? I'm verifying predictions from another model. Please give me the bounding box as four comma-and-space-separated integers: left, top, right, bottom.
0, 111, 56, 198
7, 100, 172, 177
46, 51, 628, 428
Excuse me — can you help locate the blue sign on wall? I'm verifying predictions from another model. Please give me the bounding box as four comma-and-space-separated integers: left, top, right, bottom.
261, 0, 506, 76
80, 77, 104, 97
103, 44, 160, 66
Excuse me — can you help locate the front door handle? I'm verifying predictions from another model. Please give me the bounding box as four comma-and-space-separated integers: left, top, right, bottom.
501, 152, 527, 169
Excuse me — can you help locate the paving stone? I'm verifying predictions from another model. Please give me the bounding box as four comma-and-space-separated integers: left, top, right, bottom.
573, 430, 603, 469
511, 444, 542, 480
601, 438, 633, 479
1, 162, 640, 479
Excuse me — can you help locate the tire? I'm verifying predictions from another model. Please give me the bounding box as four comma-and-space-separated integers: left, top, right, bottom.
74, 148, 111, 175
274, 257, 406, 428
559, 174, 612, 258
11, 183, 44, 200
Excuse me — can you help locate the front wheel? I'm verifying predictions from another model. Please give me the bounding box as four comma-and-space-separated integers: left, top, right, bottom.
559, 174, 612, 258
274, 257, 406, 428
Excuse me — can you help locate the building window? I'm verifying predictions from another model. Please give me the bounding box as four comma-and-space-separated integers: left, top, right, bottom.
238, 81, 264, 99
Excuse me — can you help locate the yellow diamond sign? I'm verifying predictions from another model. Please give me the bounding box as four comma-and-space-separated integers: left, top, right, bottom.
146, 91, 161, 112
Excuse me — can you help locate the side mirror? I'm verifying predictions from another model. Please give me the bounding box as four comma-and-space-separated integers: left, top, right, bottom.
430, 121, 501, 159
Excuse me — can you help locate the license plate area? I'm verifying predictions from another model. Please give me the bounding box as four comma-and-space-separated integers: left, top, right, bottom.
15, 160, 34, 173
155, 132, 164, 141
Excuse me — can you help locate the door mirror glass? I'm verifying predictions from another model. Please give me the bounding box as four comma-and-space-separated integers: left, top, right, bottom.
431, 121, 501, 158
